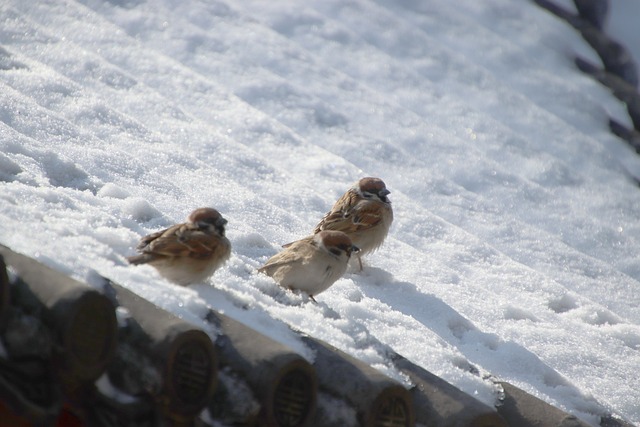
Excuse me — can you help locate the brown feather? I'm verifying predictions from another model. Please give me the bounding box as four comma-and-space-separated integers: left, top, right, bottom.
127, 207, 231, 285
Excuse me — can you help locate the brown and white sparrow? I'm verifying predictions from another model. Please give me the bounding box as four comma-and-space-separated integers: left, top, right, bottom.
127, 207, 231, 286
259, 230, 358, 300
313, 177, 393, 270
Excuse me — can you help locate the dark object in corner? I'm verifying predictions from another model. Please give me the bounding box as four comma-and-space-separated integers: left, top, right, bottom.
579, 26, 638, 88
0, 245, 118, 426
575, 57, 640, 131
573, 0, 609, 29
533, 0, 638, 87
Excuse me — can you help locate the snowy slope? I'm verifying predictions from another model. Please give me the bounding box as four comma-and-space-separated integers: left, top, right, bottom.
1, 0, 639, 425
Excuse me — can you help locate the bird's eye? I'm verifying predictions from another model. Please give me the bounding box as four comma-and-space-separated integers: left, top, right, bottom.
329, 248, 342, 256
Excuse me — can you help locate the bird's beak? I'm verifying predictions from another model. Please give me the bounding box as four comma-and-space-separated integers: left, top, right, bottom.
351, 245, 360, 254
379, 188, 390, 197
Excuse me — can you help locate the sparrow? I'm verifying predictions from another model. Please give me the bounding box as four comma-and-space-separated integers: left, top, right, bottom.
313, 177, 393, 270
127, 207, 231, 286
259, 230, 358, 301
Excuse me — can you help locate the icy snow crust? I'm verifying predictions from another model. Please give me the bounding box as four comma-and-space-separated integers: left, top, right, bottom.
0, 0, 639, 425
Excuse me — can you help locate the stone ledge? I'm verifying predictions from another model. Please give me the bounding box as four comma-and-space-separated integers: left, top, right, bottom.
1, 245, 634, 426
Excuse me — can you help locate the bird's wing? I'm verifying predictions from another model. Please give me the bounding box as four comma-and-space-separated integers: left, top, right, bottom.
349, 202, 385, 230
140, 224, 220, 258
316, 196, 383, 234
176, 227, 225, 258
259, 239, 311, 274
136, 227, 172, 251
313, 191, 357, 233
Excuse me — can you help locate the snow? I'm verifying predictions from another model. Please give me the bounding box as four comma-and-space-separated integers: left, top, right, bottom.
0, 0, 639, 425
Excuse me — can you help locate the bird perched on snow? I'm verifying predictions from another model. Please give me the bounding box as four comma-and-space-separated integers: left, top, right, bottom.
259, 230, 358, 301
127, 207, 231, 286
313, 177, 393, 270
